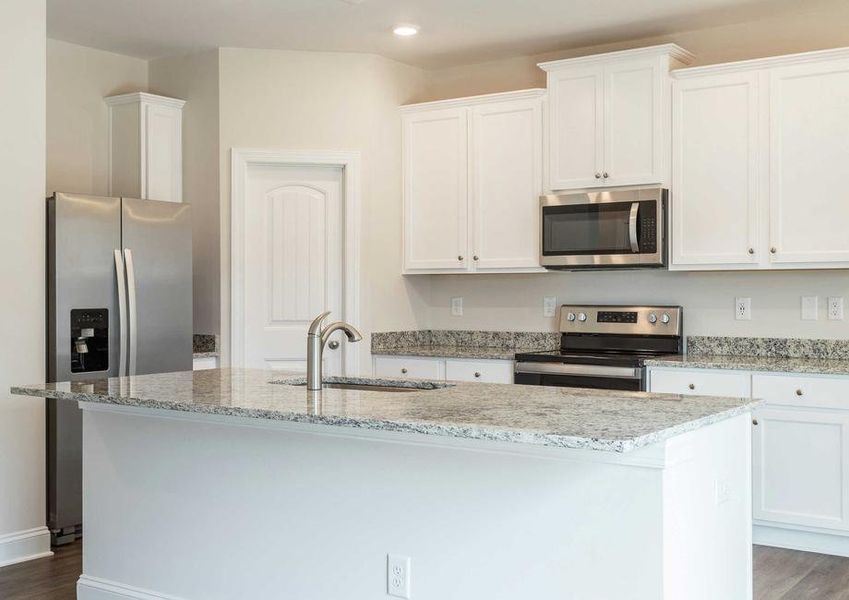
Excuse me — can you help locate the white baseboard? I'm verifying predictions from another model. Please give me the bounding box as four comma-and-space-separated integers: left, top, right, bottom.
754, 524, 849, 558
0, 526, 52, 568
78, 575, 188, 600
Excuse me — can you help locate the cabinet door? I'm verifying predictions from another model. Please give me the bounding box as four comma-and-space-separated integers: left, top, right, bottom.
671, 73, 760, 267
142, 102, 182, 202
402, 108, 469, 272
470, 97, 543, 271
603, 58, 663, 186
547, 66, 604, 190
769, 58, 849, 264
753, 407, 849, 531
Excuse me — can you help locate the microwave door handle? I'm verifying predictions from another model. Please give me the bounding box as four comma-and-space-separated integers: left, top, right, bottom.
629, 202, 640, 253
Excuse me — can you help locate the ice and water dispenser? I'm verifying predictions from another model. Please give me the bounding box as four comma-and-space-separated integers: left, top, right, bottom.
70, 308, 109, 373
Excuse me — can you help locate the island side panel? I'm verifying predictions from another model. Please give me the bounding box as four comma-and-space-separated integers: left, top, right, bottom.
662, 413, 753, 600
77, 406, 669, 600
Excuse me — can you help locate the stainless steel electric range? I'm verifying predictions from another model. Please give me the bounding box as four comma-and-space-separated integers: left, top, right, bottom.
514, 305, 683, 391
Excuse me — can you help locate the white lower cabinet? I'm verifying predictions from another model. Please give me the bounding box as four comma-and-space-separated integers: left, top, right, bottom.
193, 356, 219, 370
445, 359, 513, 384
649, 367, 849, 556
373, 356, 513, 384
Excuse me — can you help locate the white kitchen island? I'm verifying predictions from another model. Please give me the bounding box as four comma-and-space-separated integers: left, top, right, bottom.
14, 369, 757, 600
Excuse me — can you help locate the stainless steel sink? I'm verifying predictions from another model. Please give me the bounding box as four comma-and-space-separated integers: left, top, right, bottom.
278, 377, 452, 393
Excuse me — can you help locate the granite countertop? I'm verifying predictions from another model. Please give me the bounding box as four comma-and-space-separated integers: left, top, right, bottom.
371, 345, 519, 360
193, 352, 219, 359
645, 354, 849, 376
12, 368, 757, 454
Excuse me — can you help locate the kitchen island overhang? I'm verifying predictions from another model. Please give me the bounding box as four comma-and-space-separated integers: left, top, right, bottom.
14, 368, 757, 600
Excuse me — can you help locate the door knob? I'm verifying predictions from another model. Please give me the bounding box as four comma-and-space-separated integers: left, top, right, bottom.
328, 340, 339, 350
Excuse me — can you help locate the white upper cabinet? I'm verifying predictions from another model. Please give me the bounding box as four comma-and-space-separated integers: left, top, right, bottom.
401, 90, 546, 274
769, 57, 849, 264
540, 45, 693, 191
671, 72, 761, 268
671, 47, 849, 271
105, 92, 185, 203
402, 107, 469, 271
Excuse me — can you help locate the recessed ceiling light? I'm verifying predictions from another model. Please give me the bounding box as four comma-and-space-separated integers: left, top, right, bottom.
393, 24, 419, 37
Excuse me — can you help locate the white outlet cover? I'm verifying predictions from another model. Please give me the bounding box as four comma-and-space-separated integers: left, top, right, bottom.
734, 297, 751, 321
450, 297, 463, 317
387, 554, 411, 599
828, 297, 845, 321
543, 296, 557, 318
801, 296, 819, 321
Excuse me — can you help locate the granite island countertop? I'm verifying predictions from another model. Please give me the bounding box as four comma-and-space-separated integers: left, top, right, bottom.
12, 368, 757, 453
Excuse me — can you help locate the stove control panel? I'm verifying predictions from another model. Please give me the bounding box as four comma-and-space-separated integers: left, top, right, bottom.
559, 305, 683, 336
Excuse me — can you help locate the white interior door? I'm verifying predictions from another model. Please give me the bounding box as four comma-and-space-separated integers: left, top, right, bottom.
243, 164, 344, 372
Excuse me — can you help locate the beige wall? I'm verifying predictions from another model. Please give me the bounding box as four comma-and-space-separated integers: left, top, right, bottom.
149, 51, 221, 335
412, 1, 849, 339
217, 48, 430, 369
416, 0, 849, 101
0, 0, 47, 553
46, 39, 148, 196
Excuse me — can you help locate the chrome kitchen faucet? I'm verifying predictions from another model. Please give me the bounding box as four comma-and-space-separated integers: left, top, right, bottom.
306, 311, 363, 391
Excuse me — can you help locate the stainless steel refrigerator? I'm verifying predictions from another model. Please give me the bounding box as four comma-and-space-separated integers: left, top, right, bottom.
46, 192, 192, 544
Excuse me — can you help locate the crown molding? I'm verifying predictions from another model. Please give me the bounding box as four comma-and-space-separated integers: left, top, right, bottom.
104, 92, 186, 109
537, 43, 695, 72
399, 88, 546, 113
673, 45, 849, 79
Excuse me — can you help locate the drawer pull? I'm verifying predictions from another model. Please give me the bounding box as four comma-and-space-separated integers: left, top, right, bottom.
752, 419, 759, 426
796, 388, 804, 396
474, 372, 481, 378
401, 368, 408, 374
688, 383, 695, 390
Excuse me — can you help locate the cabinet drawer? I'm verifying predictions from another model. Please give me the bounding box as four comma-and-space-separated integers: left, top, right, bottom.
753, 374, 849, 410
649, 368, 751, 397
373, 356, 444, 380
445, 359, 513, 384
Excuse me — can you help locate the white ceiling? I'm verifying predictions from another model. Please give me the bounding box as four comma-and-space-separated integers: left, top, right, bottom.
47, 0, 812, 69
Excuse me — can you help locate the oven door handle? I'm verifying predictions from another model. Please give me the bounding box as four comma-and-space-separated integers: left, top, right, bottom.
514, 362, 641, 379
628, 202, 640, 253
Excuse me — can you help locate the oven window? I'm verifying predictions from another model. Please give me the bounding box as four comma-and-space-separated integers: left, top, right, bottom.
543, 203, 633, 255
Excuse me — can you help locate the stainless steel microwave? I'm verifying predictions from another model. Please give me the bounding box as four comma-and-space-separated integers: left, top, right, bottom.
540, 186, 667, 269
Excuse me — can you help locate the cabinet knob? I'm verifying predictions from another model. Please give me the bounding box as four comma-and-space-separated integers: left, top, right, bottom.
458, 255, 464, 261
595, 172, 602, 179
770, 247, 777, 254
401, 368, 408, 374
688, 383, 695, 390
748, 248, 755, 255
752, 419, 759, 426
602, 172, 609, 179
474, 372, 481, 378
796, 388, 804, 396
473, 255, 479, 261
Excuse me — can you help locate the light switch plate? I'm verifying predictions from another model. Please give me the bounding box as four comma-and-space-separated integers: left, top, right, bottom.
543, 296, 557, 318
450, 297, 463, 317
802, 296, 819, 320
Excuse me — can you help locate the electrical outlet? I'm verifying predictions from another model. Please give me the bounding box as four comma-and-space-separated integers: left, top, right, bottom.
802, 296, 819, 321
828, 297, 845, 321
735, 297, 751, 321
450, 297, 463, 317
387, 554, 411, 599
543, 296, 557, 318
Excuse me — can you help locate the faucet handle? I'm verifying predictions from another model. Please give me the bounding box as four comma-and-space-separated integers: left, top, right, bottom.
307, 311, 332, 335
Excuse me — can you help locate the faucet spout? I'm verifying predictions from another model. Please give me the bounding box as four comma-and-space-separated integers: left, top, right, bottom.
305, 312, 363, 391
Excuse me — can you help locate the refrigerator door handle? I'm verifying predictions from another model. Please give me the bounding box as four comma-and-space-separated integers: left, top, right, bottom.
113, 249, 128, 377
123, 248, 138, 376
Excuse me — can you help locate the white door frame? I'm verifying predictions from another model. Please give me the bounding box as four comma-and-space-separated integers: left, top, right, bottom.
230, 148, 361, 374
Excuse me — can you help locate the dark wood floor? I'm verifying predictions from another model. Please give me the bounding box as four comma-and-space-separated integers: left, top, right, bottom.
1, 543, 848, 599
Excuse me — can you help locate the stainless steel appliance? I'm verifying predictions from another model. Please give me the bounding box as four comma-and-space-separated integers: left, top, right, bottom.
514, 305, 682, 391
47, 192, 192, 544
540, 186, 667, 269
